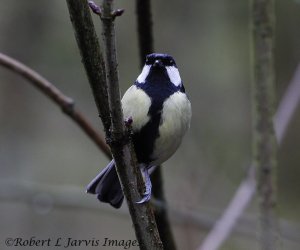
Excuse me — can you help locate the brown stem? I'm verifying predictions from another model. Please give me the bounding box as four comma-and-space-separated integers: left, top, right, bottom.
0, 52, 110, 159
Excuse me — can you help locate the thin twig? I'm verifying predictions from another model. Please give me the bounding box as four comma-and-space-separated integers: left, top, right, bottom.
0, 52, 110, 158
252, 1, 278, 249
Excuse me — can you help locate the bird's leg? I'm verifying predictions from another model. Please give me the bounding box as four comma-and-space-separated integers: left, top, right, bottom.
136, 165, 152, 204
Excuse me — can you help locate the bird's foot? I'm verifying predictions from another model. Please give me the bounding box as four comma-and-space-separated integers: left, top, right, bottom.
136, 166, 152, 204
124, 116, 133, 127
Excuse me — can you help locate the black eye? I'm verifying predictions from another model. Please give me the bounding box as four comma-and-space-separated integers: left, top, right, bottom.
162, 58, 173, 66
146, 57, 154, 65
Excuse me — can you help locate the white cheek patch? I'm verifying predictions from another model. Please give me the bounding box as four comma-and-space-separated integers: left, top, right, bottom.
136, 65, 151, 83
166, 66, 182, 86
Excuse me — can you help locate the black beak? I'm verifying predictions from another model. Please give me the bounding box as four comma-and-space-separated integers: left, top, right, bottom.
153, 59, 164, 68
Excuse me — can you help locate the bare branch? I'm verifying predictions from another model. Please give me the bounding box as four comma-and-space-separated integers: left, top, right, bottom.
0, 52, 110, 159
151, 170, 177, 250
66, 0, 111, 134
136, 0, 154, 68
251, 1, 279, 249
66, 0, 163, 249
100, 0, 124, 135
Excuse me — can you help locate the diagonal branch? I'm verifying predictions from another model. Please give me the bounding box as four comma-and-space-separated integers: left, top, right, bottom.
274, 64, 300, 143
197, 166, 256, 250
0, 52, 110, 158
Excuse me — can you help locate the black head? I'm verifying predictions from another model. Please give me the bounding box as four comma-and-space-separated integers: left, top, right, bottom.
136, 53, 182, 89
145, 53, 177, 68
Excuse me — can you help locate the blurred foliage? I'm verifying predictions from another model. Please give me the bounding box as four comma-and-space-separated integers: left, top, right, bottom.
0, 0, 300, 249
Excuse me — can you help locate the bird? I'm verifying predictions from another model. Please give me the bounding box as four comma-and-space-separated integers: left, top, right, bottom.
86, 53, 192, 208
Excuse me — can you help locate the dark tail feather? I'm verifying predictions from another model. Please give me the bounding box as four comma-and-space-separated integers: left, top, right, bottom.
86, 160, 124, 209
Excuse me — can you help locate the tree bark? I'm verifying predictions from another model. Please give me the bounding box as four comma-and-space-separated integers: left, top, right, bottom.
251, 0, 279, 249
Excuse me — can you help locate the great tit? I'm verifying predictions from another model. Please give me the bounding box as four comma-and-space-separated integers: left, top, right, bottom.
87, 53, 192, 208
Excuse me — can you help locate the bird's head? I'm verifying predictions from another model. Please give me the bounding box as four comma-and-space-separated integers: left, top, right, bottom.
136, 53, 182, 87
145, 53, 177, 68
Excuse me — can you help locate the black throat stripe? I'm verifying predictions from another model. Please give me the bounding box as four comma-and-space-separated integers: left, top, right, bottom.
133, 71, 182, 164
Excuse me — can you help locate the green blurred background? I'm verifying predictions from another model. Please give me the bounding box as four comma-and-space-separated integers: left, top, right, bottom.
0, 1, 299, 249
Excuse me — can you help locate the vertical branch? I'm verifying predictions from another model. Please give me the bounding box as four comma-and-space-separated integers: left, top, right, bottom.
66, 0, 111, 134
135, 1, 177, 249
66, 0, 163, 249
101, 0, 123, 134
251, 0, 279, 249
136, 0, 154, 67
151, 170, 177, 250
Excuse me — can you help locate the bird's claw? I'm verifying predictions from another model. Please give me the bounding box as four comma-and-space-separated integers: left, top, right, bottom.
136, 192, 151, 204
136, 166, 152, 204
